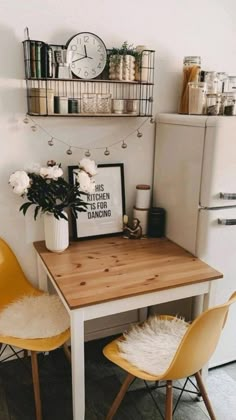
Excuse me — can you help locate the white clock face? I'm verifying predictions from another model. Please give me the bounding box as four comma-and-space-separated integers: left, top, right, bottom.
66, 32, 107, 79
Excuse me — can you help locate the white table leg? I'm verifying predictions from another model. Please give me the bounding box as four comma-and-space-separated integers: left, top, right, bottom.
36, 255, 48, 291
70, 309, 85, 420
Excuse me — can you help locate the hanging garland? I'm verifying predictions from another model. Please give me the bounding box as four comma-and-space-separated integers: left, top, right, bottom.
23, 115, 155, 156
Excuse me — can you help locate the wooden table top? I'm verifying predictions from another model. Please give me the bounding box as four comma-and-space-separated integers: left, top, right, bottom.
34, 237, 223, 310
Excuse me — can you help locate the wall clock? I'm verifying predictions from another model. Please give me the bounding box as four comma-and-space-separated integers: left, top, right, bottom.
66, 32, 107, 79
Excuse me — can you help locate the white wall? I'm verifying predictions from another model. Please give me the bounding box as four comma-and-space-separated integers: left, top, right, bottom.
1, 0, 236, 284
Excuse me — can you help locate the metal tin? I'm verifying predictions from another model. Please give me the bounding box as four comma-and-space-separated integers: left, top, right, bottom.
148, 207, 166, 237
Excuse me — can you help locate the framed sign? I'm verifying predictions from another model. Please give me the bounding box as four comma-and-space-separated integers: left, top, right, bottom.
68, 163, 126, 239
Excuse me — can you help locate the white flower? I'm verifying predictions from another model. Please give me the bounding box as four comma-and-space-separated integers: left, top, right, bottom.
79, 158, 97, 177
40, 165, 63, 180
9, 171, 30, 195
76, 170, 96, 194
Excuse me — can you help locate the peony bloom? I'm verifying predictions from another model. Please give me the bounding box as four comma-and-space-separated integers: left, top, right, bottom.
40, 165, 63, 180
9, 171, 31, 195
76, 170, 96, 194
79, 158, 97, 177
25, 163, 41, 174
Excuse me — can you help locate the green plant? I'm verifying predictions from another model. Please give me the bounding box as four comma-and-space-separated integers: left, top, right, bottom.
108, 41, 141, 67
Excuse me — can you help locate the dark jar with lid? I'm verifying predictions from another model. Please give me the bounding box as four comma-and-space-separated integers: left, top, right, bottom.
148, 207, 166, 237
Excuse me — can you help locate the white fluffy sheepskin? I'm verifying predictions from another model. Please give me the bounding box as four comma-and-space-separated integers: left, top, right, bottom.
118, 316, 189, 376
0, 294, 70, 339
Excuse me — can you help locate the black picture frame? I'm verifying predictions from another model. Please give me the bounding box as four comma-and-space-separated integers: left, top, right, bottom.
68, 163, 126, 239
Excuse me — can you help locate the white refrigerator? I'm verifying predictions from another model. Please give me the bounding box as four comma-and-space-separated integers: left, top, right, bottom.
153, 113, 236, 367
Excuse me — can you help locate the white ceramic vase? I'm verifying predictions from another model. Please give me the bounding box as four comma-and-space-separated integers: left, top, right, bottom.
44, 212, 69, 253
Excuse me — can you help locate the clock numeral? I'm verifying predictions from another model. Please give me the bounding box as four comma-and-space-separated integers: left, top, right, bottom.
71, 63, 75, 69
97, 63, 102, 69
92, 69, 96, 76
84, 35, 89, 43
84, 70, 89, 77
71, 44, 77, 51
97, 45, 102, 52
77, 38, 82, 44
100, 54, 105, 60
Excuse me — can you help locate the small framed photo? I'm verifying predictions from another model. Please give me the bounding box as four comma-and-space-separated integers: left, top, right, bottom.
68, 163, 126, 239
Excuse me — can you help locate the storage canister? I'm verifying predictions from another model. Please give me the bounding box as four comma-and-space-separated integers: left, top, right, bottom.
179, 56, 201, 114
188, 82, 207, 115
133, 207, 149, 235
148, 207, 166, 237
135, 184, 151, 209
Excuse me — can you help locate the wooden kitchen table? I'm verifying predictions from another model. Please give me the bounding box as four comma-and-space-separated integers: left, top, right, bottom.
34, 236, 223, 420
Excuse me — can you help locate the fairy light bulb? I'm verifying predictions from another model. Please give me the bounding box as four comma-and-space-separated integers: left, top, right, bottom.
150, 117, 155, 124
121, 141, 127, 149
23, 115, 29, 124
85, 150, 91, 157
104, 148, 110, 156
66, 147, 72, 155
48, 137, 54, 146
137, 130, 143, 138
31, 125, 37, 132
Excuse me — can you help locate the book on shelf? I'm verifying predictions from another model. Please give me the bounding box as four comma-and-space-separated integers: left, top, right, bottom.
30, 41, 36, 77
35, 41, 42, 78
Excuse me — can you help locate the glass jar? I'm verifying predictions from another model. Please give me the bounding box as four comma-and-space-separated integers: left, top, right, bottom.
205, 72, 220, 94
223, 93, 236, 116
227, 76, 236, 92
206, 93, 222, 115
179, 56, 201, 114
82, 93, 97, 114
96, 94, 112, 113
188, 82, 207, 115
217, 72, 228, 93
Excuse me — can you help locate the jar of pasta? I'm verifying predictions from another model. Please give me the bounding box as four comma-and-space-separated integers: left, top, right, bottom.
179, 56, 201, 114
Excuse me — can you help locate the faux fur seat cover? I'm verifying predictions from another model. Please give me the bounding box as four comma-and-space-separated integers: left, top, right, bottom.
118, 316, 189, 376
0, 294, 70, 339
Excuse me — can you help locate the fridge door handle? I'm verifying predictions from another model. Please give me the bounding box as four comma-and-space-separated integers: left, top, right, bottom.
218, 218, 236, 225
219, 192, 236, 200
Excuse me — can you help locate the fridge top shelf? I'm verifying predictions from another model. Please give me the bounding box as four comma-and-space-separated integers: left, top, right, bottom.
157, 113, 236, 128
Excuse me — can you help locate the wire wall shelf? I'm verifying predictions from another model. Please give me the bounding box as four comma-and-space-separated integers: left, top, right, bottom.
23, 39, 155, 117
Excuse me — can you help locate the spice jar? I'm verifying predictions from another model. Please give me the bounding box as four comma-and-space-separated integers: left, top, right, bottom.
179, 56, 201, 114
135, 184, 151, 209
217, 72, 228, 93
188, 82, 207, 115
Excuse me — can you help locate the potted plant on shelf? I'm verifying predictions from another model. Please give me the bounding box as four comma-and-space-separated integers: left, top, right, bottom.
9, 158, 97, 252
108, 41, 139, 81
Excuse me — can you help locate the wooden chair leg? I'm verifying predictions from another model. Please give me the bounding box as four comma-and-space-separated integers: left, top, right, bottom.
31, 351, 42, 420
106, 373, 135, 420
195, 371, 216, 420
165, 380, 173, 420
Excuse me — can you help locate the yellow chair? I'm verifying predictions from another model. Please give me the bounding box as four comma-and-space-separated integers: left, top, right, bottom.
103, 293, 236, 420
0, 238, 70, 420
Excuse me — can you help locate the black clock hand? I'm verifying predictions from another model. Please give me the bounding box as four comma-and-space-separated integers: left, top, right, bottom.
72, 56, 86, 63
84, 45, 87, 57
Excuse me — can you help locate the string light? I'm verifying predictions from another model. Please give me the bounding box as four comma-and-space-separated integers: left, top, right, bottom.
66, 147, 72, 155
23, 115, 152, 155
48, 137, 54, 146
150, 117, 155, 124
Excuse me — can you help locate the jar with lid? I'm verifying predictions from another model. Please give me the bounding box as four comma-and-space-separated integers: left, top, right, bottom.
205, 72, 220, 94
179, 56, 201, 114
223, 93, 236, 116
188, 82, 207, 115
217, 72, 228, 93
227, 76, 236, 92
206, 93, 222, 115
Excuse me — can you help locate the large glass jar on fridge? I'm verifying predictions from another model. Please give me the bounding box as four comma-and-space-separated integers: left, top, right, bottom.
179, 56, 201, 114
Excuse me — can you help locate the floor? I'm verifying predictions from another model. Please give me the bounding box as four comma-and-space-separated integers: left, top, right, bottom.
0, 337, 236, 420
